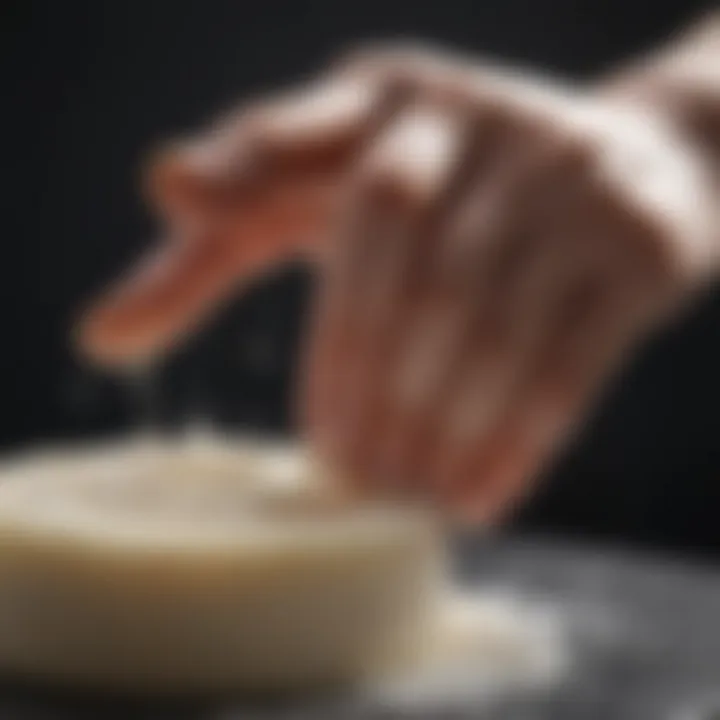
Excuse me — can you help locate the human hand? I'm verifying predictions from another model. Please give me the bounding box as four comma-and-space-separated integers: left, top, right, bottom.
79, 45, 716, 522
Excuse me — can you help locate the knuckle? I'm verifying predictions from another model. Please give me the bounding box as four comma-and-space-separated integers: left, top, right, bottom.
353, 109, 467, 233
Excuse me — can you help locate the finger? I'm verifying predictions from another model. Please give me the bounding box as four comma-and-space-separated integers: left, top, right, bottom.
377, 125, 590, 499
442, 262, 644, 524
435, 167, 670, 522
416, 153, 604, 512
438, 292, 604, 525
295, 83, 422, 437
360, 114, 522, 496
444, 409, 553, 527
301, 100, 467, 492
299, 171, 411, 452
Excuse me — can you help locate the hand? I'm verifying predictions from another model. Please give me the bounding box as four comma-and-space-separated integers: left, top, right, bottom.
79, 45, 716, 523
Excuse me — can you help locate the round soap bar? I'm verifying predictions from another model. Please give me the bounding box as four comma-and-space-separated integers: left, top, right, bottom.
0, 434, 442, 693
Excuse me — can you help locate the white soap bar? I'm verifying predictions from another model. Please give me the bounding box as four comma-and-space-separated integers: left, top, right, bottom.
0, 435, 443, 693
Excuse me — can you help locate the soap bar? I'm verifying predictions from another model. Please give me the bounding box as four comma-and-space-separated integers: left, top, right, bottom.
0, 435, 442, 693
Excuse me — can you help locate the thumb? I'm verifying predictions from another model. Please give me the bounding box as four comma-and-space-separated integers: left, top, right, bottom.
78, 179, 329, 367
78, 72, 379, 367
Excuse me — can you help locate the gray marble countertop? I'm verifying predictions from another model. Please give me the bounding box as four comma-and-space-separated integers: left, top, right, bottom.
0, 535, 718, 720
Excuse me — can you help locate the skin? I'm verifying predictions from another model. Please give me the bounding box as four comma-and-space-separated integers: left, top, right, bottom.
78, 19, 720, 524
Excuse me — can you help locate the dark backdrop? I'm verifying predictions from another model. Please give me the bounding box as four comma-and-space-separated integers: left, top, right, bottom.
3, 0, 719, 560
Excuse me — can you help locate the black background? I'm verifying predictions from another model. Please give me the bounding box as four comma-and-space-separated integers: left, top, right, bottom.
3, 0, 719, 560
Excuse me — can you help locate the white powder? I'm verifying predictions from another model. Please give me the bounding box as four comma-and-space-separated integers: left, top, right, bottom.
370, 589, 569, 712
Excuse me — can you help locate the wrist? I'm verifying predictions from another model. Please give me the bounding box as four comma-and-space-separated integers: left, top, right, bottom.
599, 12, 720, 177
597, 12, 720, 277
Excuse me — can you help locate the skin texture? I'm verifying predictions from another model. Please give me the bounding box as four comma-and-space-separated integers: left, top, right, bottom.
79, 24, 719, 524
